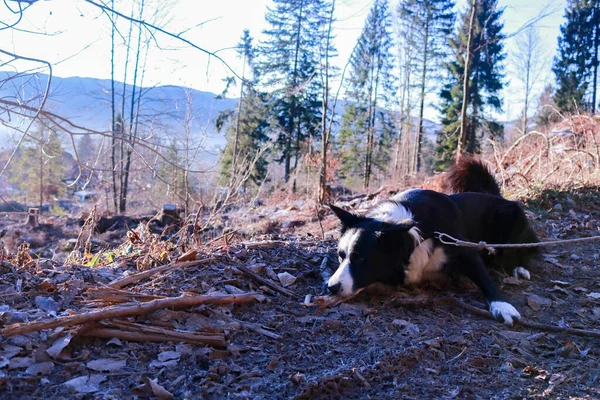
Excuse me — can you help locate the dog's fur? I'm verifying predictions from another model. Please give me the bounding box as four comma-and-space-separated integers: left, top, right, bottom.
328, 157, 539, 324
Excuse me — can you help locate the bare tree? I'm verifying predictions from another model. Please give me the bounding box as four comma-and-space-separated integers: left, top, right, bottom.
512, 26, 548, 136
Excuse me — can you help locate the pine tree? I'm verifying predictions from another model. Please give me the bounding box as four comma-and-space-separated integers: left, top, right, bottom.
8, 119, 66, 208
217, 30, 270, 192
398, 0, 455, 172
553, 0, 600, 113
535, 84, 560, 129
337, 0, 397, 189
436, 0, 506, 170
259, 0, 332, 189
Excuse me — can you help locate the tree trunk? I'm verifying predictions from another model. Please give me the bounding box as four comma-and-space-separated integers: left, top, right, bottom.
457, 0, 477, 160
319, 0, 335, 204
416, 13, 431, 173
39, 144, 43, 213
230, 60, 246, 191
593, 21, 599, 114
287, 0, 304, 189
110, 0, 118, 214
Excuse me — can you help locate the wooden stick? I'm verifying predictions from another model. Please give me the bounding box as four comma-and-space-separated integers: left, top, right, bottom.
391, 296, 600, 339
1, 293, 257, 337
109, 257, 216, 289
235, 264, 301, 299
83, 286, 166, 305
241, 240, 315, 249
82, 328, 226, 347
96, 320, 227, 347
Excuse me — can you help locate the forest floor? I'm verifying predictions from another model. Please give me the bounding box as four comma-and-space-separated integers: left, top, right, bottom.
1, 185, 600, 399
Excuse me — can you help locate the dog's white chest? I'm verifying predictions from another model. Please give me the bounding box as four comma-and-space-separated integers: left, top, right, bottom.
404, 239, 447, 285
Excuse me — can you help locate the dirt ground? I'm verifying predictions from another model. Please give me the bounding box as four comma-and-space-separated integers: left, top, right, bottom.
1, 186, 600, 399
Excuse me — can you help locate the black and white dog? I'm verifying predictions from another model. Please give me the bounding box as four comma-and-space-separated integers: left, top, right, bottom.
327, 157, 538, 325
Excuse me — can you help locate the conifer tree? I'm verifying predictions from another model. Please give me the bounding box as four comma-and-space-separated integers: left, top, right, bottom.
337, 0, 396, 189
259, 0, 333, 189
436, 0, 506, 170
398, 0, 455, 172
217, 30, 270, 192
9, 119, 66, 208
553, 0, 600, 113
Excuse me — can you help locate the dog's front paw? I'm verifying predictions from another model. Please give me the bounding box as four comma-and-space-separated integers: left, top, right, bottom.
490, 301, 521, 325
513, 266, 531, 280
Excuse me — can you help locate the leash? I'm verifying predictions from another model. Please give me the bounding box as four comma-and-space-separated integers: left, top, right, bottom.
434, 232, 600, 255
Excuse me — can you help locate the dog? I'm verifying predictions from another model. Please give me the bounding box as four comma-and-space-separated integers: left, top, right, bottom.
327, 156, 539, 325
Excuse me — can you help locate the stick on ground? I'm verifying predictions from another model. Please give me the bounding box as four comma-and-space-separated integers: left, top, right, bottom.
1, 293, 257, 337
235, 264, 301, 299
109, 257, 216, 289
391, 296, 600, 339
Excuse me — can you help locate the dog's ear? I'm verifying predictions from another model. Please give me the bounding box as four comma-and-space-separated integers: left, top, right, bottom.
357, 219, 415, 233
329, 204, 363, 228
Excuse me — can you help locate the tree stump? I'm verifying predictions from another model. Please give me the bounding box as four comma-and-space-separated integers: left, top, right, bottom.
160, 204, 180, 226
25, 208, 39, 227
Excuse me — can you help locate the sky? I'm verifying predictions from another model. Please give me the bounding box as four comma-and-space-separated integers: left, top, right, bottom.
0, 0, 567, 122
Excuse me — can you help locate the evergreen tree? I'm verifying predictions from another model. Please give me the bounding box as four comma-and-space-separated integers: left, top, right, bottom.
9, 119, 66, 208
552, 0, 600, 113
217, 30, 270, 191
535, 84, 560, 129
436, 0, 506, 170
259, 0, 333, 189
398, 0, 455, 172
337, 0, 397, 189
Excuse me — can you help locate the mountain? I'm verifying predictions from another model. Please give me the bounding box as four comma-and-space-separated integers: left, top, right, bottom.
0, 72, 237, 161
0, 73, 444, 155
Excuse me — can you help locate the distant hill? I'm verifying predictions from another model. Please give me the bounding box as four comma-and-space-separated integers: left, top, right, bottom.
0, 72, 237, 162
0, 73, 445, 155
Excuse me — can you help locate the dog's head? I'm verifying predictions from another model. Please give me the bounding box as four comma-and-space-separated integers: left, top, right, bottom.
327, 203, 421, 297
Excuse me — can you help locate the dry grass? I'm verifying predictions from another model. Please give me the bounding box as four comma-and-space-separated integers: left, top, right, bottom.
485, 113, 600, 196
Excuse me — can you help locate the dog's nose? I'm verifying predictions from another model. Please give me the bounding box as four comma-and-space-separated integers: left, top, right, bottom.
328, 282, 341, 296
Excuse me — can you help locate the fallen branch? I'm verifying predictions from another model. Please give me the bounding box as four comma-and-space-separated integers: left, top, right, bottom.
109, 257, 216, 289
83, 319, 227, 347
390, 296, 600, 339
83, 286, 166, 305
241, 240, 316, 249
235, 264, 301, 299
82, 327, 226, 347
1, 293, 257, 337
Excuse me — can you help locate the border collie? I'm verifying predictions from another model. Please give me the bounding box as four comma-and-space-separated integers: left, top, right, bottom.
327, 156, 539, 325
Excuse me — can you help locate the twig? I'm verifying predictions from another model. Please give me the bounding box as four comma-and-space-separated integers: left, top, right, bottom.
206, 229, 240, 246
235, 264, 301, 299
83, 286, 166, 305
306, 289, 365, 312
241, 239, 316, 249
242, 240, 289, 249
315, 204, 325, 240
82, 327, 226, 347
352, 368, 371, 387
390, 296, 600, 339
109, 257, 215, 289
1, 293, 257, 337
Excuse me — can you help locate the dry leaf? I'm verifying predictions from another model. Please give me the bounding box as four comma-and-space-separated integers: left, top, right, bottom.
277, 272, 296, 287
148, 378, 174, 400
87, 358, 126, 372
63, 374, 107, 394
157, 351, 181, 363
25, 361, 54, 376
46, 333, 73, 359
8, 357, 35, 370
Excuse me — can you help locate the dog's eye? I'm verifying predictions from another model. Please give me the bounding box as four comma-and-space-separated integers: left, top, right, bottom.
338, 250, 346, 260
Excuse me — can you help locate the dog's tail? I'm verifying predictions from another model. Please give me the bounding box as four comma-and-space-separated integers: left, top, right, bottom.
440, 154, 501, 196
